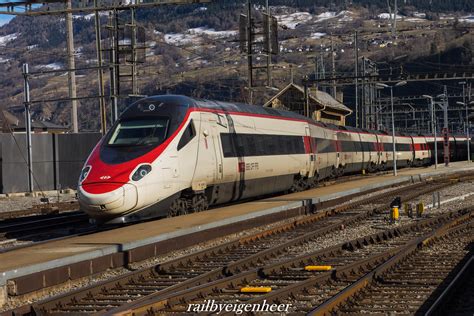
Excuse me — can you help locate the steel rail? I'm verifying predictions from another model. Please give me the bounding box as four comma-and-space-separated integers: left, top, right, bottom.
0, 201, 79, 220
3, 171, 473, 315
425, 255, 474, 316
309, 217, 474, 315
105, 209, 473, 315
27, 178, 447, 315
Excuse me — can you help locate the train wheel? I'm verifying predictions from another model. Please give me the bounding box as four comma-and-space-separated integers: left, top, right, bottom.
168, 198, 188, 217
290, 177, 309, 192
367, 163, 375, 173
191, 195, 208, 213
309, 176, 318, 188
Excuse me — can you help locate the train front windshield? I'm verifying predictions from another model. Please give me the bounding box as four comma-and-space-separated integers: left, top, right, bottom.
108, 118, 169, 146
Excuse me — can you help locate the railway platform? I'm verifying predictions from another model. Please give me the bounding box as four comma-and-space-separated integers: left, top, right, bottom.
0, 161, 473, 305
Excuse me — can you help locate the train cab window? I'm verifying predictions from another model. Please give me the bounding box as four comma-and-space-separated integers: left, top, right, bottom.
108, 118, 169, 146
177, 120, 196, 151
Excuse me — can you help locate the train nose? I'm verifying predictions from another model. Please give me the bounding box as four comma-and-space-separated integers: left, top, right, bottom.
78, 183, 138, 217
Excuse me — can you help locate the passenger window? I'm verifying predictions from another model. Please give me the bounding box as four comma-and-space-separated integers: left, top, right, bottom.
177, 120, 196, 150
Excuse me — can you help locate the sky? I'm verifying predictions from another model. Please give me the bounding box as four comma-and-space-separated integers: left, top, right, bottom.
0, 14, 14, 26
0, 0, 43, 27
0, 0, 39, 26
0, 0, 16, 26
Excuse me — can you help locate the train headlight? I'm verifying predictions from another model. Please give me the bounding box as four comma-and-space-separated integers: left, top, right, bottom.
132, 165, 152, 181
79, 166, 91, 183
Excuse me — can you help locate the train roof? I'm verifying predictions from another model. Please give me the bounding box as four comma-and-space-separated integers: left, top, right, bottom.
192, 97, 315, 122
138, 95, 316, 123
132, 96, 473, 140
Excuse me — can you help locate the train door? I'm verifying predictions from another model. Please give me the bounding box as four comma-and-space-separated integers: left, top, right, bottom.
306, 126, 316, 178
315, 130, 327, 179
375, 134, 382, 166
213, 112, 238, 183
358, 133, 366, 172
207, 112, 242, 204
211, 125, 223, 181
192, 112, 220, 187
334, 131, 341, 173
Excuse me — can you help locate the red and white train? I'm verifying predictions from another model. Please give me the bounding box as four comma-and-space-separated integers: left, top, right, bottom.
77, 95, 470, 223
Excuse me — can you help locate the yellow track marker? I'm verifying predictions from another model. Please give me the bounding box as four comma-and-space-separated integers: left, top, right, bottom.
240, 287, 272, 293
304, 265, 332, 271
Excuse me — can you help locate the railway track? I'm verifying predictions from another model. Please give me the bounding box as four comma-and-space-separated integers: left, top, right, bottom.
310, 218, 473, 315
0, 201, 78, 221
416, 254, 474, 316
8, 174, 467, 315
110, 207, 473, 315
0, 211, 92, 247
0, 171, 388, 250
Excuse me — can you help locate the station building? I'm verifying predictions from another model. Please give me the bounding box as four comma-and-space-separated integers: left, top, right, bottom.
264, 82, 352, 126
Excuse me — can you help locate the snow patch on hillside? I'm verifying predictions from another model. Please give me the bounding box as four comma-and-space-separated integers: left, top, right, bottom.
460, 15, 474, 23
36, 63, 63, 70
413, 12, 426, 18
0, 33, 18, 46
405, 17, 426, 22
73, 12, 108, 20
310, 32, 326, 39
276, 12, 312, 29
164, 27, 237, 45
338, 10, 354, 22
189, 27, 237, 38
276, 10, 354, 29
378, 13, 403, 20
316, 12, 336, 21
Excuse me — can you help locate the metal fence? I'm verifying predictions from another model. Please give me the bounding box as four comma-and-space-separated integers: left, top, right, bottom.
0, 133, 101, 193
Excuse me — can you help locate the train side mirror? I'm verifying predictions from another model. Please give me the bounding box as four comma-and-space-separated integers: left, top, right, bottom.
203, 129, 209, 137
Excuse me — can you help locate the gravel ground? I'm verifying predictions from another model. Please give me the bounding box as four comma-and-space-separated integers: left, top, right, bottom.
2, 180, 473, 312
401, 180, 474, 218
0, 193, 77, 213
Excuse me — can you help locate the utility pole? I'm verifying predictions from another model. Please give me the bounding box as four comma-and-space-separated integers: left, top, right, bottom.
458, 81, 471, 162
131, 7, 138, 95
393, 0, 397, 39
376, 81, 407, 176
246, 0, 253, 104
319, 54, 325, 80
240, 0, 277, 101
423, 95, 438, 169
442, 85, 449, 166
376, 89, 381, 129
265, 0, 271, 87
390, 85, 397, 176
22, 64, 33, 193
361, 56, 366, 128
94, 0, 107, 135
108, 10, 119, 122
313, 55, 319, 92
470, 82, 472, 161
387, 0, 397, 39
331, 35, 336, 98
303, 78, 309, 118
462, 81, 469, 162
354, 31, 359, 128
66, 0, 78, 133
